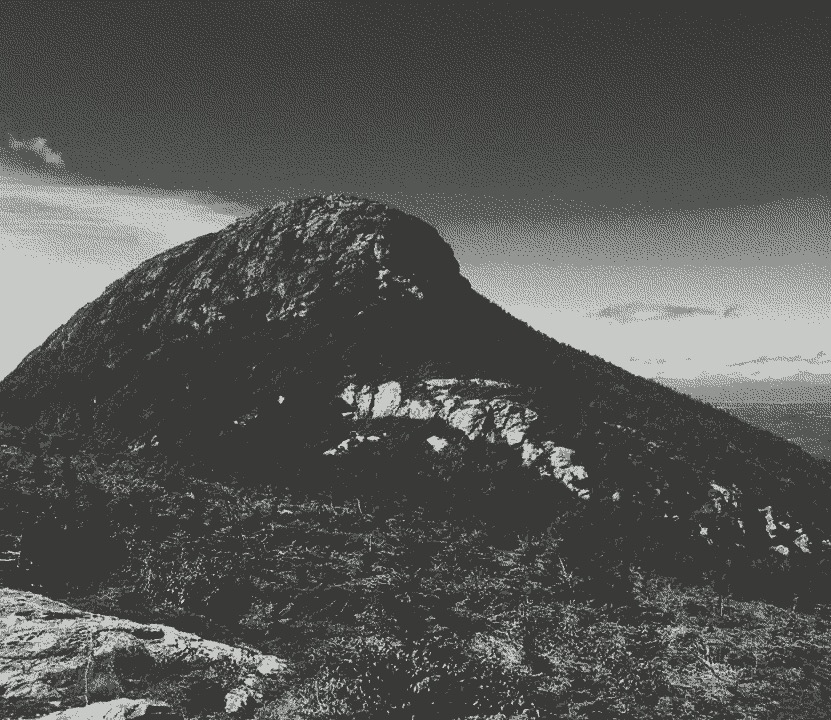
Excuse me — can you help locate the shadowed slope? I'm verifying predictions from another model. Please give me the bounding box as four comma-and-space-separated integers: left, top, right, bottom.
1, 195, 829, 560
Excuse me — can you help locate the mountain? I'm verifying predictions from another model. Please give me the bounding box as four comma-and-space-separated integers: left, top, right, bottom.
658, 373, 831, 404
1, 195, 829, 560
712, 402, 831, 462
5, 195, 831, 718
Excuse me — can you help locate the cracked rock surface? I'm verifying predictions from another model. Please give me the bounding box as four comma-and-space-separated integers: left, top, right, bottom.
338, 378, 591, 498
0, 588, 287, 716
36, 698, 180, 719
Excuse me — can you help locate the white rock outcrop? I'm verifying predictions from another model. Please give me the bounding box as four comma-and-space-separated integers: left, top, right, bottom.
0, 588, 287, 715
337, 378, 590, 498
426, 435, 449, 452
323, 433, 382, 456
372, 381, 403, 418
37, 698, 180, 720
760, 505, 810, 554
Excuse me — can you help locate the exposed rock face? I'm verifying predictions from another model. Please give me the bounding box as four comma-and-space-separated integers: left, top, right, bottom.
760, 505, 811, 555
0, 588, 287, 716
323, 432, 382, 456
0, 193, 829, 565
523, 443, 590, 499
338, 378, 591, 498
692, 486, 813, 557
37, 698, 180, 719
340, 379, 535, 441
224, 674, 264, 715
0, 195, 470, 447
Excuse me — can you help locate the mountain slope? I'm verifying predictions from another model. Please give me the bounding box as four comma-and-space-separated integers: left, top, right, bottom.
1, 195, 829, 564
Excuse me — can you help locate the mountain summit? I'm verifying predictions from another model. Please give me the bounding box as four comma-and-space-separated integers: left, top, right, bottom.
1, 195, 830, 566
0, 196, 472, 444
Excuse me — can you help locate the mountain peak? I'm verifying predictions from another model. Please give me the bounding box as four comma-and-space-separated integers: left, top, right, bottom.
2, 194, 831, 571
0, 196, 473, 436
192, 194, 465, 324
101, 195, 464, 339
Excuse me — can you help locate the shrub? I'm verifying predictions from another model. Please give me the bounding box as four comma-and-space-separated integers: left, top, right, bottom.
303, 632, 541, 719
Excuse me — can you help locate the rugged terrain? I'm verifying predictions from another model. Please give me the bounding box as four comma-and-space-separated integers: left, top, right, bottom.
1, 195, 828, 558
2, 195, 831, 718
0, 588, 286, 719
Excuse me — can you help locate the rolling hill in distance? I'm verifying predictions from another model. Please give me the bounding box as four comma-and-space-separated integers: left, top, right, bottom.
657, 378, 831, 462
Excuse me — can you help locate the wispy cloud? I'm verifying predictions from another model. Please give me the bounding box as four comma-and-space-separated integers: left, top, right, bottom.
0, 174, 247, 269
0, 173, 250, 380
728, 351, 830, 368
596, 301, 738, 323
8, 135, 64, 166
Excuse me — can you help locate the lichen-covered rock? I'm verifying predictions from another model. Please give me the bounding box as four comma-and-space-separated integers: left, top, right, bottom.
337, 377, 590, 498
446, 404, 489, 439
525, 442, 590, 498
760, 505, 811, 554
371, 381, 402, 418
224, 676, 262, 715
397, 399, 435, 421
0, 195, 469, 449
323, 433, 382, 456
0, 589, 287, 715
710, 483, 738, 512
37, 698, 180, 719
426, 435, 450, 452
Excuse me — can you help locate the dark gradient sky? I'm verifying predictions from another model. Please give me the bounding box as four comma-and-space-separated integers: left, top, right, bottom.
1, 3, 830, 387
4, 3, 830, 207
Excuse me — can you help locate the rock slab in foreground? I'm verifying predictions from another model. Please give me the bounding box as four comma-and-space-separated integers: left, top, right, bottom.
0, 588, 287, 717
36, 698, 180, 719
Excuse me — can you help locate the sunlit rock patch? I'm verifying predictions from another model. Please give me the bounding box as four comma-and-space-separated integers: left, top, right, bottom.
337, 378, 590, 498
0, 588, 288, 716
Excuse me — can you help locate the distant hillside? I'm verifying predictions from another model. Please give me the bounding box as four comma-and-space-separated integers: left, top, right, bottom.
711, 402, 831, 462
657, 375, 831, 404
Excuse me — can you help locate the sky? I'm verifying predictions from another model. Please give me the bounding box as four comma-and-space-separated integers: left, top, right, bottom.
1, 3, 830, 398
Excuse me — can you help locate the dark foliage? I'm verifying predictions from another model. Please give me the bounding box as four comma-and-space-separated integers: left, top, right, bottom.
2, 198, 831, 718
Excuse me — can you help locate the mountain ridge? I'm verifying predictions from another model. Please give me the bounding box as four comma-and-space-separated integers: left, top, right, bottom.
1, 195, 829, 564
4, 195, 831, 718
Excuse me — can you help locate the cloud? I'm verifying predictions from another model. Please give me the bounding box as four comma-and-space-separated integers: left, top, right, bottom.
673, 369, 831, 387
8, 135, 64, 166
595, 301, 735, 323
0, 173, 250, 380
0, 174, 248, 269
728, 351, 831, 368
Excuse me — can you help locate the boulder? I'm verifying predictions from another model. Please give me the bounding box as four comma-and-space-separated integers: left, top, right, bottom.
446, 405, 488, 439
426, 436, 449, 452
224, 674, 263, 715
35, 699, 180, 719
0, 589, 287, 716
371, 381, 402, 418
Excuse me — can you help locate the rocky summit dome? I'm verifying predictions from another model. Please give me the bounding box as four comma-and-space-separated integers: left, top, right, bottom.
119, 194, 467, 334
1, 195, 829, 564
0, 196, 488, 454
